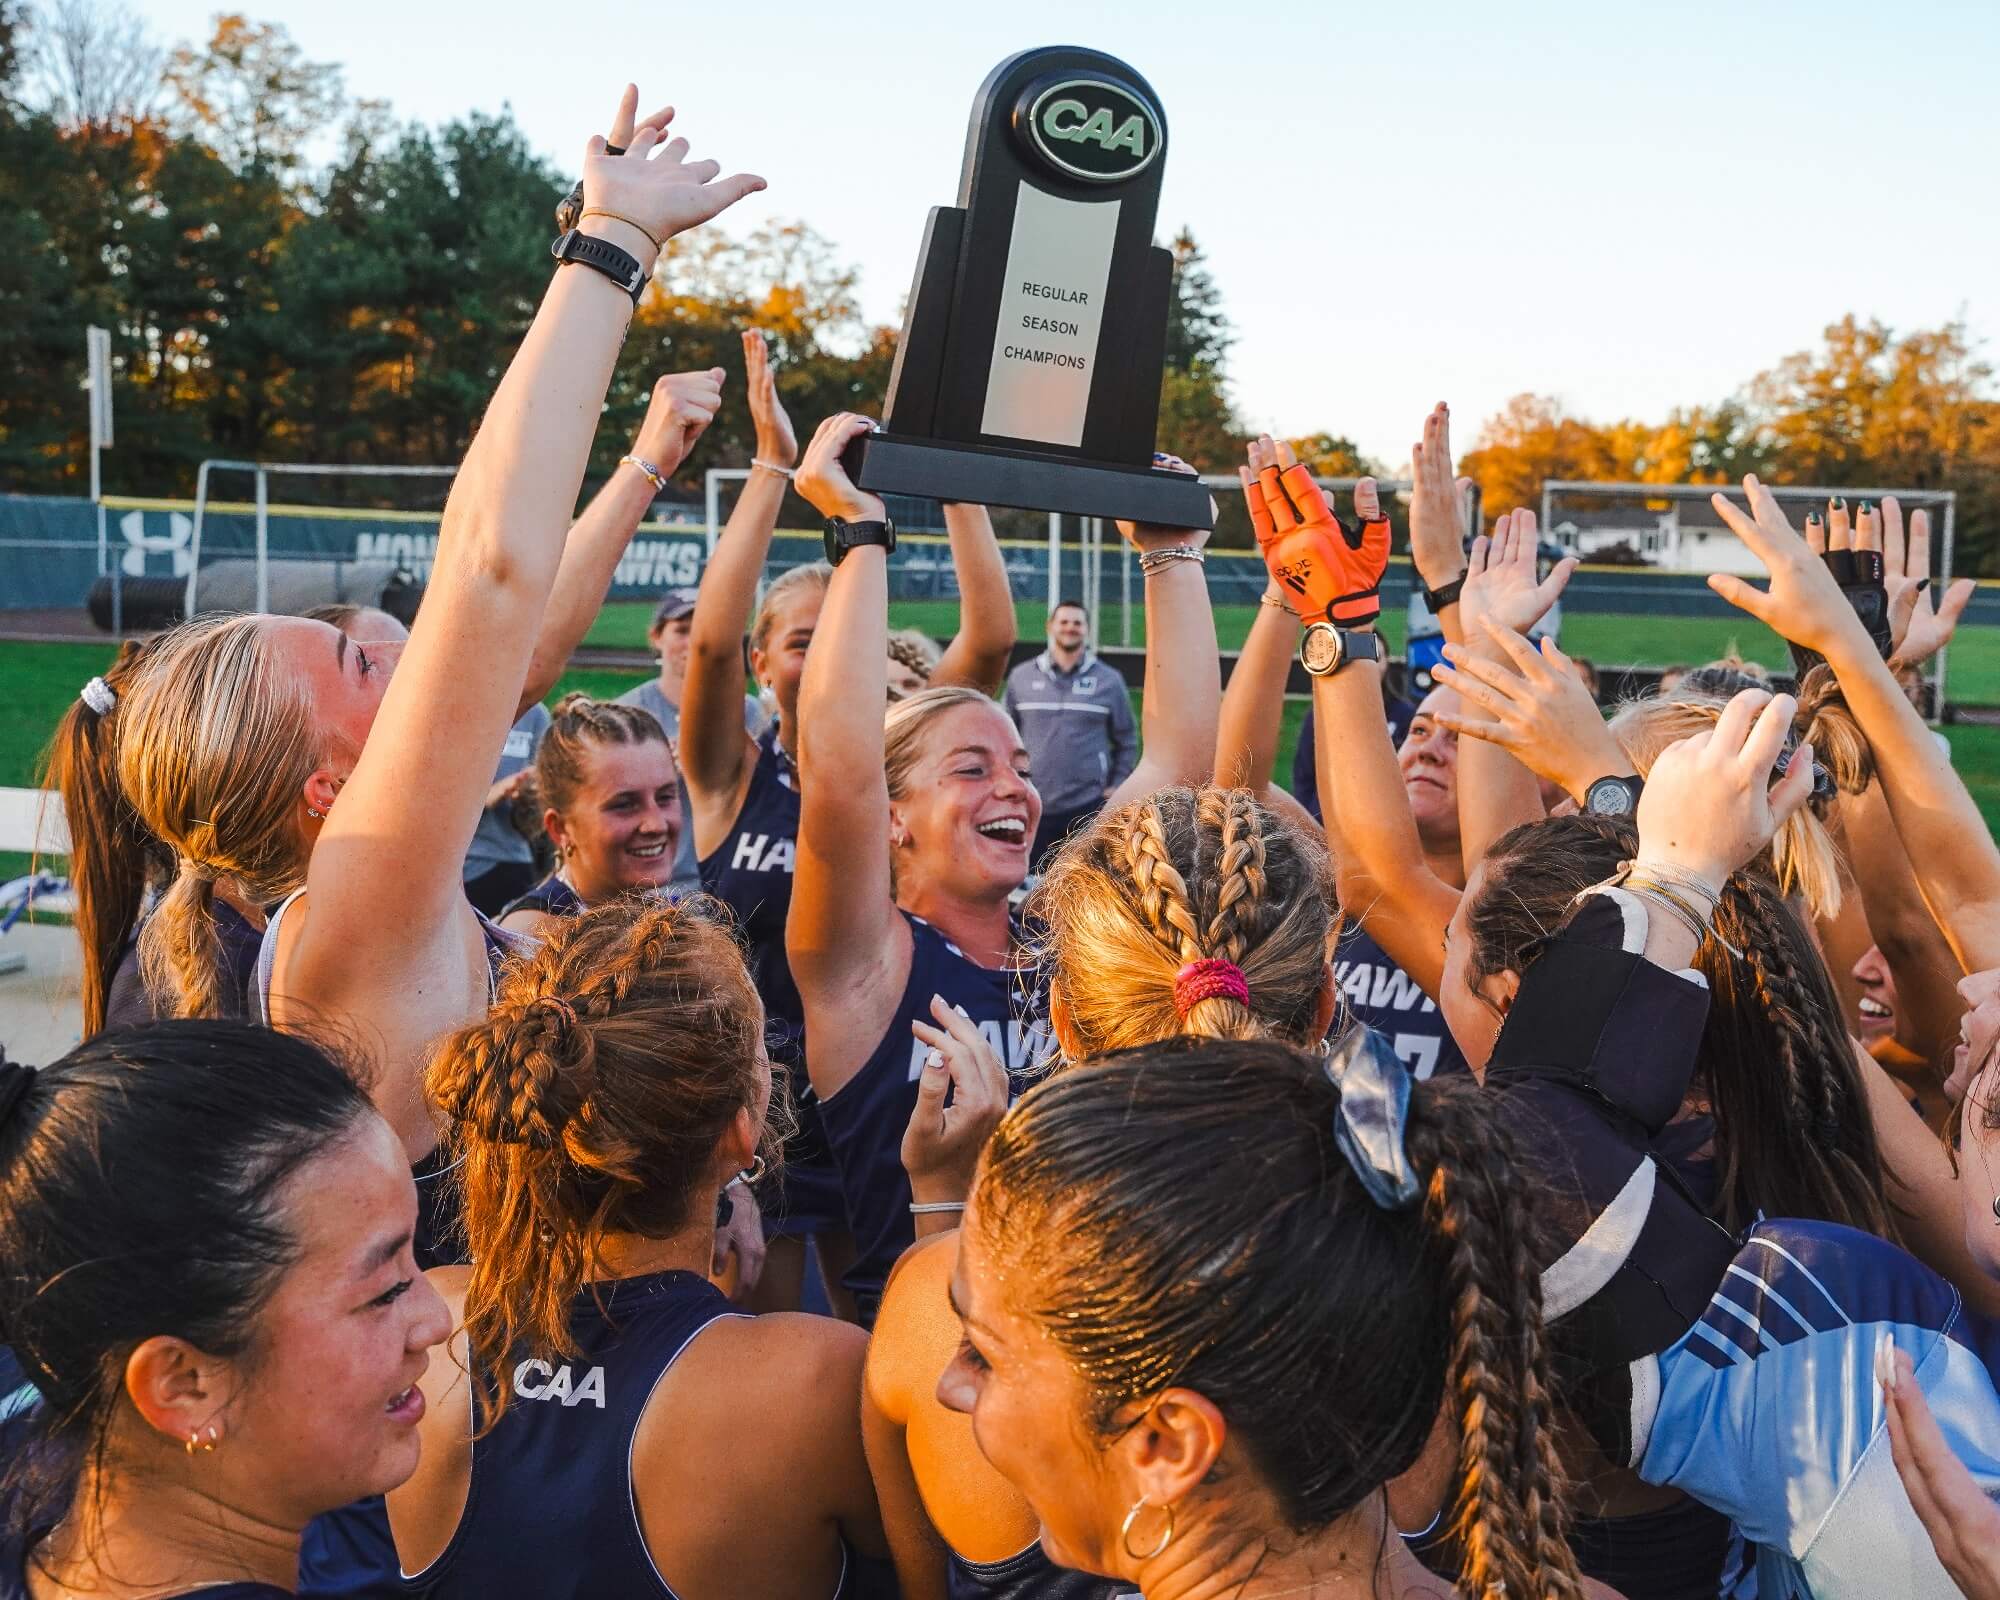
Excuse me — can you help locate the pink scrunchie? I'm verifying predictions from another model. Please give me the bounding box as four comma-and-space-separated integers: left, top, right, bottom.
1173, 958, 1250, 1019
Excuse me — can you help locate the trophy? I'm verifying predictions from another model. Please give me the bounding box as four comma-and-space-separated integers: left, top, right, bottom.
843, 46, 1214, 529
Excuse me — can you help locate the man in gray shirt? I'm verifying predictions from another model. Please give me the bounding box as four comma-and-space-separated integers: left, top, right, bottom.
616, 588, 766, 891
463, 702, 552, 915
1003, 600, 1138, 869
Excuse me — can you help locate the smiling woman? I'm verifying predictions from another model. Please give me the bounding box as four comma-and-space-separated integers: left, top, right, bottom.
496, 694, 681, 939
783, 412, 1220, 1325
0, 1021, 449, 1598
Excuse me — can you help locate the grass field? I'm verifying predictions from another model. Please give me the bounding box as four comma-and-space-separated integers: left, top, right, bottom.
11, 617, 2000, 881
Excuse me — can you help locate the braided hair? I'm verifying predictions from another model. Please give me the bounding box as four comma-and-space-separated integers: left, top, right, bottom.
1468, 813, 1895, 1237
971, 1037, 1584, 1600
425, 896, 782, 1432
1028, 786, 1334, 1052
535, 693, 672, 818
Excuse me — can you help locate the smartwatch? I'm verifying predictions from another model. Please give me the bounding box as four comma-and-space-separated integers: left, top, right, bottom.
1300, 623, 1385, 677
1420, 573, 1466, 613
550, 228, 645, 306
822, 516, 897, 567
1582, 774, 1643, 817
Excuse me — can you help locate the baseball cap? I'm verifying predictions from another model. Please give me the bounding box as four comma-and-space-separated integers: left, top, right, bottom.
651, 588, 699, 625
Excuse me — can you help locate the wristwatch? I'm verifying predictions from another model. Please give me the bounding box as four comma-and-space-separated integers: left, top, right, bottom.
822, 516, 897, 566
1420, 573, 1466, 612
550, 228, 645, 305
1582, 774, 1643, 817
1300, 623, 1384, 677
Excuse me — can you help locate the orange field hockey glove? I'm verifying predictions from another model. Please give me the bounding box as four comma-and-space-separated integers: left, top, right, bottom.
1255, 462, 1392, 626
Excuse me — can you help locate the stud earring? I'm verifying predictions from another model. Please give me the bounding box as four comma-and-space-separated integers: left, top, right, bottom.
305, 805, 324, 820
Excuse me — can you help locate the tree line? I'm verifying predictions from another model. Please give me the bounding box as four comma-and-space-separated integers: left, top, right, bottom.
1, 4, 1994, 566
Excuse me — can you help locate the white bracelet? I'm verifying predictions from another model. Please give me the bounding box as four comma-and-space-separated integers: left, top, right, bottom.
620, 454, 669, 491
751, 458, 795, 478
908, 1200, 967, 1215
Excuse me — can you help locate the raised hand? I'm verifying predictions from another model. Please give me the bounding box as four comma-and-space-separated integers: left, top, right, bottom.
1882, 1344, 2000, 1600
1243, 435, 1389, 626
794, 412, 885, 522
630, 368, 725, 480
1458, 507, 1575, 641
1434, 618, 1627, 802
902, 994, 1010, 1213
1707, 476, 1879, 665
579, 86, 765, 261
742, 329, 798, 469
1409, 402, 1470, 594
1635, 688, 1814, 892
1117, 451, 1214, 552
1881, 496, 1977, 668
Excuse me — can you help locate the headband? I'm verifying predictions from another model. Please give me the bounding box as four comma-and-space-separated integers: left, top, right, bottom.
1323, 1024, 1419, 1211
80, 677, 116, 716
1173, 958, 1249, 1018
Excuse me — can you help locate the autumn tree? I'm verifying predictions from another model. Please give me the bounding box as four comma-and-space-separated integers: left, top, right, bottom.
165, 13, 344, 176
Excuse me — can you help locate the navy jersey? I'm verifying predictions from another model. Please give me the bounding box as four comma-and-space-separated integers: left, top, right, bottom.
949, 1545, 1135, 1600
404, 1269, 854, 1599
102, 897, 264, 1030
696, 725, 844, 1232
1332, 922, 1466, 1080
497, 872, 582, 923
815, 915, 1048, 1326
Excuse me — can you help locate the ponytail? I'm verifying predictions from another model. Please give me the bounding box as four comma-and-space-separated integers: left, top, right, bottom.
1029, 786, 1333, 1055
1405, 1086, 1584, 1600
36, 640, 171, 1035
138, 863, 229, 1026
972, 1039, 1582, 1597
426, 897, 779, 1433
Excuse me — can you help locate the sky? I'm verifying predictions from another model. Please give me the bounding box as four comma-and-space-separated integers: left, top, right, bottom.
126, 0, 2000, 469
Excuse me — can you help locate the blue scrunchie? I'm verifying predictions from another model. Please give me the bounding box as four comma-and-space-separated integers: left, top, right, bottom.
1323, 1024, 1419, 1211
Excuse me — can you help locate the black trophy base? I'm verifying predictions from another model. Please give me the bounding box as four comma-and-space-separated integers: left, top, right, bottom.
845, 433, 1215, 530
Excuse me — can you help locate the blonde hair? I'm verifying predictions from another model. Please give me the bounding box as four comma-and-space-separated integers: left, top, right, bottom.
750, 562, 832, 658
427, 897, 781, 1433
116, 614, 324, 1019
1610, 669, 1870, 919
883, 685, 1000, 801
885, 628, 942, 692
1028, 786, 1335, 1054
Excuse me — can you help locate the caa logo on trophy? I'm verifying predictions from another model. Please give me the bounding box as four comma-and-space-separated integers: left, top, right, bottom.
842, 46, 1214, 531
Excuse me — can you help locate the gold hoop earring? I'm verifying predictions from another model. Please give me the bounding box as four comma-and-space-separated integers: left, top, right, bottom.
185, 1424, 219, 1455
1119, 1497, 1174, 1563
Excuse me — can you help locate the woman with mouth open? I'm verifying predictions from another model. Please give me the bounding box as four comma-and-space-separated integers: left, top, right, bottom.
0, 1022, 451, 1599
784, 414, 1222, 1326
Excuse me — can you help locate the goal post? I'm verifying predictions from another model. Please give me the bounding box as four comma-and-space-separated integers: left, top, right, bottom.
1539, 478, 1957, 716
186, 459, 460, 617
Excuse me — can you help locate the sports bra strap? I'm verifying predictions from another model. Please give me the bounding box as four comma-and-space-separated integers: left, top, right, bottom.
254, 886, 310, 1026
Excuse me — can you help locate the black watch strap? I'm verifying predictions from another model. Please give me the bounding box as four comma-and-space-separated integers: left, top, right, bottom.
823, 517, 897, 566
550, 228, 645, 306
1421, 573, 1467, 612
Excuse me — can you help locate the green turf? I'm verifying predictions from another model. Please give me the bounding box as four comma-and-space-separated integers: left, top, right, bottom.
9, 629, 2000, 886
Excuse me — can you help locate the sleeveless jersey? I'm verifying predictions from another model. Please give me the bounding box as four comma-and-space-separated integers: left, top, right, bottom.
255, 887, 530, 1271
1331, 922, 1466, 1079
497, 871, 583, 923
102, 897, 266, 1031
401, 1269, 852, 1600
948, 1544, 1136, 1600
815, 914, 1047, 1326
696, 724, 842, 1232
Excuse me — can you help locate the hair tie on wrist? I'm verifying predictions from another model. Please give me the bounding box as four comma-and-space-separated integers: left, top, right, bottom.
1173, 958, 1249, 1018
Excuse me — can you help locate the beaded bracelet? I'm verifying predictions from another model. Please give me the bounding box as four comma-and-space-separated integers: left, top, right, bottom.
620, 454, 669, 491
